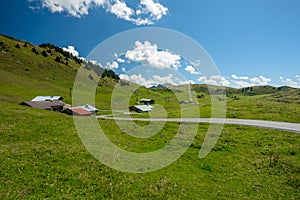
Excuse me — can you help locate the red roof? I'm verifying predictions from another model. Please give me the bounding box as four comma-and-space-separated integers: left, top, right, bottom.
70, 107, 92, 116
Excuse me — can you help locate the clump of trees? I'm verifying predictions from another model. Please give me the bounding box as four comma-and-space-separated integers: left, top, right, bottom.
15, 44, 21, 49
120, 80, 130, 86
196, 94, 205, 99
39, 43, 83, 65
54, 56, 69, 66
101, 69, 120, 81
0, 42, 6, 50
241, 86, 253, 93
41, 50, 48, 57
84, 61, 120, 82
31, 47, 39, 55
55, 56, 62, 63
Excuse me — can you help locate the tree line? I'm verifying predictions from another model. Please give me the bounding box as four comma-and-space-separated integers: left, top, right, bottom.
39, 43, 83, 65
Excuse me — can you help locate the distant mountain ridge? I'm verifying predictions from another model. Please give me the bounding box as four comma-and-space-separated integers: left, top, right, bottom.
191, 84, 300, 104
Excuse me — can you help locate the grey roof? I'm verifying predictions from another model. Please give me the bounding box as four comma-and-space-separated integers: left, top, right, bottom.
79, 104, 98, 112
130, 105, 153, 112
21, 101, 64, 110
31, 96, 63, 101
140, 98, 153, 102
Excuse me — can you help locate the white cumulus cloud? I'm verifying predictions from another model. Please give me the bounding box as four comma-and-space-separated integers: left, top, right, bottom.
231, 80, 252, 88
109, 0, 133, 21
119, 74, 130, 81
250, 75, 271, 85
279, 76, 300, 88
62, 45, 80, 57
120, 74, 152, 87
36, 0, 105, 17
185, 65, 199, 75
106, 61, 119, 69
152, 74, 176, 85
120, 73, 191, 88
197, 75, 231, 87
28, 0, 168, 25
117, 58, 125, 63
231, 74, 249, 80
229, 75, 272, 88
178, 80, 195, 85
125, 41, 181, 70
137, 0, 168, 20
190, 60, 200, 67
89, 60, 98, 65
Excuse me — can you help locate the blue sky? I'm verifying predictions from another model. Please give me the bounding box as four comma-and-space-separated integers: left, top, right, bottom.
1, 0, 300, 88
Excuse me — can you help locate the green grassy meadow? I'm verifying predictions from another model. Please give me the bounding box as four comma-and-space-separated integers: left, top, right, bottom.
1, 102, 299, 199
1, 34, 300, 199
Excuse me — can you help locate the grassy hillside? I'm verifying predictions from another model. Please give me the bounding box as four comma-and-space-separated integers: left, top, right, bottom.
117, 84, 300, 123
192, 83, 300, 100
1, 33, 299, 122
1, 34, 299, 199
267, 86, 300, 104
0, 34, 79, 104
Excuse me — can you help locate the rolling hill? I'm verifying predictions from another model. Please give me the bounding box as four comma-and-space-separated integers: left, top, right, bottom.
0, 34, 79, 103
0, 34, 120, 104
1, 33, 299, 106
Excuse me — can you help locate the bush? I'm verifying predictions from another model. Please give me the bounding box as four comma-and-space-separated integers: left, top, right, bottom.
15, 44, 21, 49
55, 56, 62, 63
41, 50, 48, 57
39, 43, 83, 64
31, 48, 39, 55
196, 94, 205, 99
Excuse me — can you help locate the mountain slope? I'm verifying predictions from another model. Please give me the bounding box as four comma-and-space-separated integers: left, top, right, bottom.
0, 34, 120, 104
0, 34, 80, 103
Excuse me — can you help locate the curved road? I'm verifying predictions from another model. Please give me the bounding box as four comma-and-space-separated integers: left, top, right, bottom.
97, 116, 300, 133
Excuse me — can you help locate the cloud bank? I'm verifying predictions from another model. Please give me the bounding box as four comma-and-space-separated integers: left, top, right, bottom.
61, 45, 299, 89
198, 75, 231, 87
125, 41, 181, 69
185, 65, 199, 75
120, 73, 193, 88
28, 0, 168, 25
197, 75, 272, 88
106, 61, 119, 69
279, 76, 300, 88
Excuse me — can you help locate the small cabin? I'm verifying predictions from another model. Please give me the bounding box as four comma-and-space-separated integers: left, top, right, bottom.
129, 105, 153, 113
63, 104, 98, 116
139, 98, 155, 105
63, 107, 93, 116
31, 96, 63, 102
20, 101, 64, 112
80, 104, 98, 115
